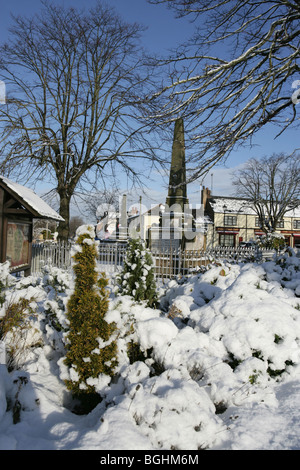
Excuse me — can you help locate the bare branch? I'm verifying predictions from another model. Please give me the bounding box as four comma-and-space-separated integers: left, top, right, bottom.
146, 0, 300, 180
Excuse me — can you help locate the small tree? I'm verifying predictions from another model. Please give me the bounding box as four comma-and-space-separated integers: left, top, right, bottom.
64, 225, 118, 411
117, 238, 158, 308
257, 233, 285, 251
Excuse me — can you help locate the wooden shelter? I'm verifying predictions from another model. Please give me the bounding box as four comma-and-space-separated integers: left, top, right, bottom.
0, 176, 63, 275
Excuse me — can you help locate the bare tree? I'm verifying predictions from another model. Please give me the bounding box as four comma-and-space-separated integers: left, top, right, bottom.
0, 1, 158, 240
82, 187, 120, 224
232, 153, 300, 232
147, 0, 300, 181
69, 216, 85, 239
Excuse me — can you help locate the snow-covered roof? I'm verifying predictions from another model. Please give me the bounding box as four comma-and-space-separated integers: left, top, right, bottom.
285, 207, 300, 217
208, 196, 300, 217
208, 196, 257, 215
0, 176, 64, 221
194, 214, 213, 225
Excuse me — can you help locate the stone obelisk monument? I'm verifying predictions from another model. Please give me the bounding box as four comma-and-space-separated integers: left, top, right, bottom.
149, 118, 193, 251
160, 118, 192, 250
166, 118, 189, 210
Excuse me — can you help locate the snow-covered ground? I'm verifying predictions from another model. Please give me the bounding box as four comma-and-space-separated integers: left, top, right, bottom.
0, 248, 300, 451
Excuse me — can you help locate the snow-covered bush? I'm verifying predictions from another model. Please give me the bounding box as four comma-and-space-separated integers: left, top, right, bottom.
122, 365, 222, 450
61, 225, 118, 412
42, 266, 71, 328
0, 261, 16, 308
257, 232, 285, 250
0, 287, 44, 371
264, 247, 300, 296
161, 261, 300, 397
41, 265, 72, 353
116, 238, 158, 308
42, 264, 71, 293
107, 295, 166, 374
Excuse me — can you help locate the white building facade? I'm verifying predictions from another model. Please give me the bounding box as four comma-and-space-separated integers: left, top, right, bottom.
202, 187, 300, 249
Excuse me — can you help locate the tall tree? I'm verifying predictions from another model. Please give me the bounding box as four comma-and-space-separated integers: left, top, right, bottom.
232, 153, 300, 232
0, 1, 157, 240
147, 0, 300, 181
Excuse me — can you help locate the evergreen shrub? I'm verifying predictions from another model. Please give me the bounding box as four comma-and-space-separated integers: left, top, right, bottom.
64, 225, 118, 411
116, 238, 158, 308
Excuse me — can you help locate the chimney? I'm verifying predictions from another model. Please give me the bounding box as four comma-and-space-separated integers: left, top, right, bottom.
201, 186, 211, 209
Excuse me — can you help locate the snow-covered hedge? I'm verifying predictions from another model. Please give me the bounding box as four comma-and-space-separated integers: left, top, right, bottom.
160, 253, 300, 393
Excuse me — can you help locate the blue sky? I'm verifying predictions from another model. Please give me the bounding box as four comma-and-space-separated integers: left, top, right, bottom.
0, 0, 190, 53
0, 0, 299, 215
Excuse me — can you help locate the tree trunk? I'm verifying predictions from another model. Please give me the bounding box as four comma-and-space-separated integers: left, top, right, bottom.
57, 191, 71, 241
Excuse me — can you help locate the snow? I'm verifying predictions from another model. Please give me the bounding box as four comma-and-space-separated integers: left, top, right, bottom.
208, 196, 257, 215
0, 249, 300, 451
208, 195, 300, 217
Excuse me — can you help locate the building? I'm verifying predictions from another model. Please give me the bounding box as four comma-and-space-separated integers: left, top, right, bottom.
202, 187, 300, 248
128, 203, 165, 241
0, 175, 63, 275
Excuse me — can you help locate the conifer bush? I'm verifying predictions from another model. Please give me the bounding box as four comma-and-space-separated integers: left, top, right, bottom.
63, 225, 118, 411
116, 238, 158, 308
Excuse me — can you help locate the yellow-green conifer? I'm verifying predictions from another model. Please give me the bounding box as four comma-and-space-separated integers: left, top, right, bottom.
64, 225, 118, 410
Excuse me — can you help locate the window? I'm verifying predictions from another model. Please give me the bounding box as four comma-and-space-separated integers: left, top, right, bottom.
255, 217, 284, 228
224, 215, 237, 226
255, 217, 266, 227
219, 234, 235, 247
294, 220, 300, 229
277, 219, 284, 228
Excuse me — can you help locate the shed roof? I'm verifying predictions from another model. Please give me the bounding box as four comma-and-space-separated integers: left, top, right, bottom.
0, 176, 64, 222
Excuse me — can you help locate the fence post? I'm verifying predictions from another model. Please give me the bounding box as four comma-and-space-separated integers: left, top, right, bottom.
0, 341, 6, 365
115, 243, 118, 272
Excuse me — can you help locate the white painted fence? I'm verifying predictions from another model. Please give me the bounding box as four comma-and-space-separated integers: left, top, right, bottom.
31, 241, 72, 273
31, 241, 276, 279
